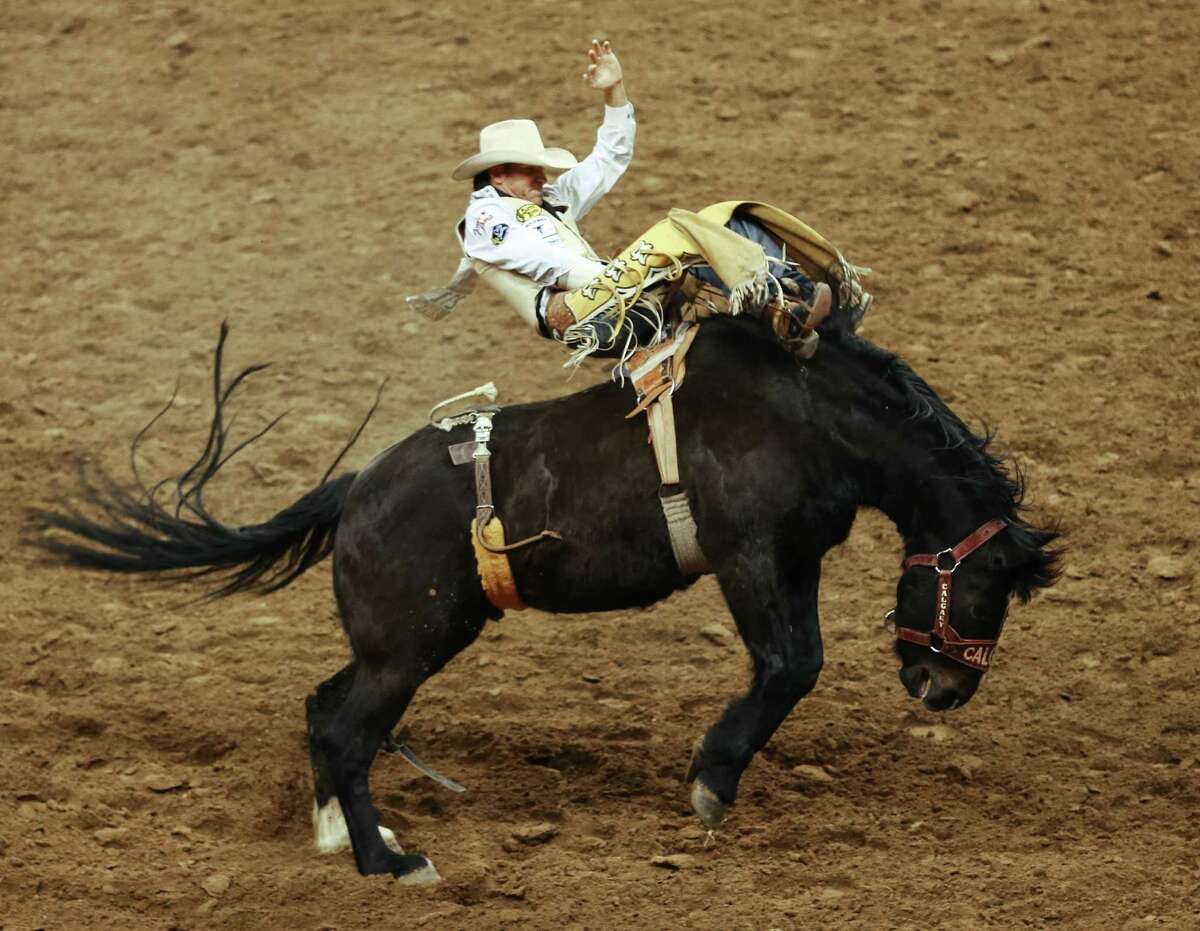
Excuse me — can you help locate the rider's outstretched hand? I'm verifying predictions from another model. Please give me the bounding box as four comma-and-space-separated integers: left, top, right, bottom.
583, 39, 628, 106
584, 39, 621, 89
406, 286, 468, 321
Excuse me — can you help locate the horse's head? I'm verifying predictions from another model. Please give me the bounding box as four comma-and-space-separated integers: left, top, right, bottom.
889, 519, 1061, 711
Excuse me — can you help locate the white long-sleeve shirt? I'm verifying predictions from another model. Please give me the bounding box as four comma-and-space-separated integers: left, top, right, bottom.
460, 103, 636, 289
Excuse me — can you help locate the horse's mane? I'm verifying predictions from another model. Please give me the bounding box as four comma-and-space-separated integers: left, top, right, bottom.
849, 336, 1020, 505
831, 329, 1063, 600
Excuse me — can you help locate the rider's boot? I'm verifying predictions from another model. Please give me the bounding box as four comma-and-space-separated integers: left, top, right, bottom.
763, 281, 832, 359
782, 268, 873, 336
843, 276, 873, 333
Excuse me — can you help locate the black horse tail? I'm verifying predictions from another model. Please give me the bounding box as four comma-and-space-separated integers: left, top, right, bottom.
32, 471, 356, 599
29, 322, 379, 600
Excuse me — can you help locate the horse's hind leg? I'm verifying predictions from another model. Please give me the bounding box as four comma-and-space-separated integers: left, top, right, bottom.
312, 575, 490, 882
318, 466, 495, 881
306, 662, 401, 856
686, 550, 824, 828
311, 661, 440, 883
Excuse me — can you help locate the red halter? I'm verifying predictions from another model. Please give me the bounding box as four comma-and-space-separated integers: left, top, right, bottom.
889, 519, 1008, 673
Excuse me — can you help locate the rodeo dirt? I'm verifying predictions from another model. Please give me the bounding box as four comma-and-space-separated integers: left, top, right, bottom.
2, 1, 1197, 929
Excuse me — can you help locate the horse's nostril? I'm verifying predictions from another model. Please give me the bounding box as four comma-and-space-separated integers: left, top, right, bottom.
918, 670, 932, 700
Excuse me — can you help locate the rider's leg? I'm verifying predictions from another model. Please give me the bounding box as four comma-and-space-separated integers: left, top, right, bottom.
722, 214, 874, 333
539, 288, 663, 360
701, 214, 824, 303
688, 216, 831, 322
686, 217, 831, 358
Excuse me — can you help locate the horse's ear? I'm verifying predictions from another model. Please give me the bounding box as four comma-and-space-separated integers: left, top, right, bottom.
1009, 524, 1064, 603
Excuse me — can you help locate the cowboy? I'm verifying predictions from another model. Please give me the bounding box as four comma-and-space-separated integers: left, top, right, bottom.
424, 40, 634, 343
409, 40, 835, 355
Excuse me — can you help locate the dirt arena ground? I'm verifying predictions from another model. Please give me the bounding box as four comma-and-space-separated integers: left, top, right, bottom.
3, 1, 1197, 928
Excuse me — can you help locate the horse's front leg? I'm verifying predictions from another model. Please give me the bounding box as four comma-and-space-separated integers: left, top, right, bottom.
686, 551, 822, 828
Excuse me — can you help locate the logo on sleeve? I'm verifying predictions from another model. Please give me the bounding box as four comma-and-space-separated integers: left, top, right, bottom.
515, 203, 542, 223
472, 211, 493, 236
490, 223, 509, 246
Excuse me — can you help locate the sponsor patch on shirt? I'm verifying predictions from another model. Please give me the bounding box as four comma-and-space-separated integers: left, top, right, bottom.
523, 216, 563, 246
515, 203, 542, 222
490, 223, 509, 246
472, 210, 493, 236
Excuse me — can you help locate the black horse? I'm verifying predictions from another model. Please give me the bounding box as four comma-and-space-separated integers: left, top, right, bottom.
33, 313, 1060, 884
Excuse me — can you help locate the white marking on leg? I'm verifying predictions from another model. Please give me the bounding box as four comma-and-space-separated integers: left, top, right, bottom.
312, 798, 405, 855
379, 824, 403, 854
313, 798, 350, 854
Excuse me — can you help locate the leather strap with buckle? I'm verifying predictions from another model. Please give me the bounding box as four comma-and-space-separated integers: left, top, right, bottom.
889, 519, 1008, 673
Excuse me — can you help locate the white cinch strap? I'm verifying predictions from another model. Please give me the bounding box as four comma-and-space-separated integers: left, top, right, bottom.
647, 394, 711, 576
647, 395, 679, 484
659, 489, 710, 577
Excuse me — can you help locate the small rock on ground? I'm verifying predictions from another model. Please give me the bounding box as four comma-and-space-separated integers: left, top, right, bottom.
907, 724, 957, 743
511, 822, 558, 845
652, 854, 700, 868
651, 853, 698, 870
201, 873, 231, 897
1146, 554, 1184, 580
93, 827, 130, 847
793, 764, 835, 782
699, 623, 733, 645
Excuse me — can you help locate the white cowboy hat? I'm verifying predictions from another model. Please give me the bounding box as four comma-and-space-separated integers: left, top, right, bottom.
451, 119, 578, 181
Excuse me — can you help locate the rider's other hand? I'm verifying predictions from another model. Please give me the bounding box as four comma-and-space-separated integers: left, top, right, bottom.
583, 39, 622, 90
405, 287, 466, 322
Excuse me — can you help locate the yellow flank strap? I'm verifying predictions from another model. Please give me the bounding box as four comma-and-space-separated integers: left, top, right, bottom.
470, 517, 527, 611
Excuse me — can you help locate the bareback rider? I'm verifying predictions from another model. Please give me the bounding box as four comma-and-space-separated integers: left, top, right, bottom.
408, 40, 834, 357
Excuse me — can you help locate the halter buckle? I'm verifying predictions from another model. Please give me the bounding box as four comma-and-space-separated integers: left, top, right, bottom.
935, 548, 960, 573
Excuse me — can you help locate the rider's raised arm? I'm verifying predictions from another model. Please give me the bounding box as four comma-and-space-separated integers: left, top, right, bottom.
545, 40, 634, 222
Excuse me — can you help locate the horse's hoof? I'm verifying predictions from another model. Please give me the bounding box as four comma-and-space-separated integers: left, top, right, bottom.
393, 855, 441, 886
690, 780, 728, 828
